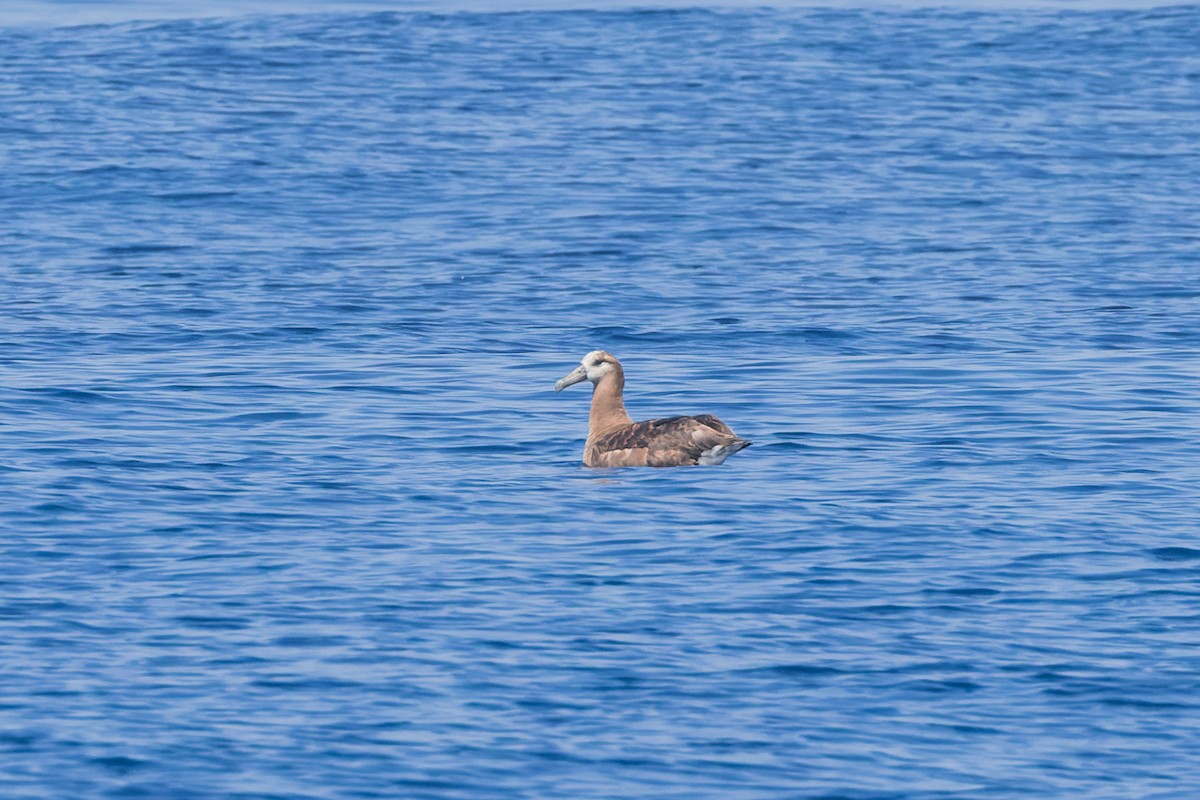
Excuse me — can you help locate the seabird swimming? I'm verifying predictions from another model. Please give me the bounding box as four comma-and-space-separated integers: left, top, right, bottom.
554, 350, 750, 468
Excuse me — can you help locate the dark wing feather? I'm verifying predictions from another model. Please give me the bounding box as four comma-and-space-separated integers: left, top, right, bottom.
594, 415, 740, 467
592, 416, 694, 453
689, 414, 735, 437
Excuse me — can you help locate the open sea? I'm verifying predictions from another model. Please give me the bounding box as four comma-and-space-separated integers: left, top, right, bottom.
3, 1, 1200, 797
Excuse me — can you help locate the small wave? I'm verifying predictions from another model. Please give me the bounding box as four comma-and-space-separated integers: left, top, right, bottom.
211, 411, 314, 425
1148, 547, 1200, 562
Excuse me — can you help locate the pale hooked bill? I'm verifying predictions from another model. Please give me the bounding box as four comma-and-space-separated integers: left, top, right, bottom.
554, 350, 750, 468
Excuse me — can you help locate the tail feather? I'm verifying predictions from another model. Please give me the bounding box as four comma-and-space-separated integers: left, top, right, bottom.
698, 438, 750, 466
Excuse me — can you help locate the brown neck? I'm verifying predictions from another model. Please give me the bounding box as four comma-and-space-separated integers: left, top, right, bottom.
588, 366, 633, 437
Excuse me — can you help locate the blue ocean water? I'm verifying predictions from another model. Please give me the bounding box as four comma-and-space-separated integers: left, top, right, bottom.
3, 3, 1200, 798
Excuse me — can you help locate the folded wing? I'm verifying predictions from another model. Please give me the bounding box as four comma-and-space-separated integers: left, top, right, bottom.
591, 415, 750, 467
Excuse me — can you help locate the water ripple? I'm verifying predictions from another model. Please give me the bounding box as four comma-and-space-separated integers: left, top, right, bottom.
2, 5, 1200, 800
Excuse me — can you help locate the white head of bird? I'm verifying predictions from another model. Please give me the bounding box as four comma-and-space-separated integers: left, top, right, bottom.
554, 350, 620, 392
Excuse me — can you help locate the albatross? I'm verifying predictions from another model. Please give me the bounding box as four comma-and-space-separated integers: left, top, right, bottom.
554, 350, 750, 468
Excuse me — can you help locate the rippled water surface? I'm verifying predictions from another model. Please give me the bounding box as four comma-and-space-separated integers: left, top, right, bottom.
3, 4, 1200, 798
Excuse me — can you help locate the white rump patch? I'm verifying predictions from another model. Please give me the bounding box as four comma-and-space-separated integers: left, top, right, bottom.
698, 440, 749, 465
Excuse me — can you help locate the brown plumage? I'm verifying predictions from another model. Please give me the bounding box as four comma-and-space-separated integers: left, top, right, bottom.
554, 350, 750, 468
